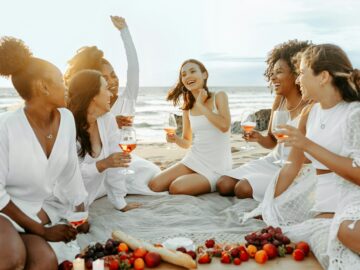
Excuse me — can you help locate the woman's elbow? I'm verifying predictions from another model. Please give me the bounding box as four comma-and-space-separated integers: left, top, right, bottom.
220, 124, 230, 133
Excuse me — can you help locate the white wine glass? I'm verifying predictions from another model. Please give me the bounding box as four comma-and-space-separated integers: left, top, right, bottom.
240, 110, 257, 151
163, 113, 178, 150
118, 127, 137, 174
271, 110, 291, 166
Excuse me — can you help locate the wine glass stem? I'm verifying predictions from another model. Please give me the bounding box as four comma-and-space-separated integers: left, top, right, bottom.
279, 142, 284, 164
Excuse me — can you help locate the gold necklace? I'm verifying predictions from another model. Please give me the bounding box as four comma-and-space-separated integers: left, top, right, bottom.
25, 109, 54, 140
286, 99, 304, 112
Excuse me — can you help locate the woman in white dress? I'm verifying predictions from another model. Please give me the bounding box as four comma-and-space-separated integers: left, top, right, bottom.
148, 59, 232, 195
254, 44, 360, 269
0, 37, 88, 269
64, 16, 160, 194
67, 69, 140, 211
216, 40, 310, 201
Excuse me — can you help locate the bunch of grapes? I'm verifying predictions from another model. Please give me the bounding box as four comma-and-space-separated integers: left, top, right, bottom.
244, 226, 291, 249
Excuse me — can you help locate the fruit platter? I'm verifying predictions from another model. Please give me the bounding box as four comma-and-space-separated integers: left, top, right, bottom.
58, 226, 322, 270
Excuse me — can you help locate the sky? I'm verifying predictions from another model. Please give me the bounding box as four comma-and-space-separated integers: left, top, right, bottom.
1, 0, 360, 87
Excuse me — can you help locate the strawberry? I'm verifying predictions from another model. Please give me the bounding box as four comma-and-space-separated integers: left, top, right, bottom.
230, 248, 239, 258
238, 245, 247, 253
205, 239, 215, 248
240, 251, 249, 261
286, 245, 294, 254
198, 253, 211, 264
221, 254, 231, 264
292, 249, 305, 261
233, 257, 241, 265
296, 241, 310, 256
109, 259, 119, 270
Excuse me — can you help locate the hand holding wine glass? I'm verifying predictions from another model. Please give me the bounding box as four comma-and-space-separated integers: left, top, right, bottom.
115, 100, 136, 128
119, 127, 137, 174
240, 110, 257, 151
164, 113, 178, 149
271, 110, 291, 166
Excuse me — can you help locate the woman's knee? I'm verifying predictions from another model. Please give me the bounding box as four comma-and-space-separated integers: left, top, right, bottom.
0, 217, 26, 270
169, 181, 186, 195
338, 221, 360, 253
22, 235, 57, 270
216, 176, 236, 196
234, 180, 253, 199
148, 177, 165, 192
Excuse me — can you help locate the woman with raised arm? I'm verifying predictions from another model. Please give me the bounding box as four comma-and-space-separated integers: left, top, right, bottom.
65, 16, 160, 194
216, 40, 310, 201
0, 37, 88, 269
67, 69, 140, 211
252, 44, 360, 269
148, 59, 232, 195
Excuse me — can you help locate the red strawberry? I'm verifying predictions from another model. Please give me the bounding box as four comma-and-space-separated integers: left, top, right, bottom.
237, 245, 247, 253
109, 259, 119, 270
205, 239, 215, 248
233, 257, 241, 265
240, 251, 249, 261
292, 249, 305, 261
220, 253, 231, 264
198, 253, 211, 264
296, 241, 310, 256
186, 250, 197, 260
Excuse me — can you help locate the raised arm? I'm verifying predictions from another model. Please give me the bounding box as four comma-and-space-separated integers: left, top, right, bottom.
110, 16, 139, 101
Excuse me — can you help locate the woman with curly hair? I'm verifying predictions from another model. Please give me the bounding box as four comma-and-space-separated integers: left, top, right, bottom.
0, 37, 88, 268
216, 40, 311, 201
65, 16, 160, 195
148, 59, 232, 195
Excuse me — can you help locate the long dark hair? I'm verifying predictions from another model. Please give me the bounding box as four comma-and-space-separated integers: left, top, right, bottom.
167, 59, 211, 110
67, 69, 103, 158
303, 44, 360, 102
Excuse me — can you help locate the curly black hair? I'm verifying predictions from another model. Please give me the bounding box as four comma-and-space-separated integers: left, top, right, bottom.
264, 39, 312, 82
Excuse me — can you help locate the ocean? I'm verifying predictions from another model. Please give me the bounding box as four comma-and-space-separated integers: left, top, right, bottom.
0, 86, 274, 142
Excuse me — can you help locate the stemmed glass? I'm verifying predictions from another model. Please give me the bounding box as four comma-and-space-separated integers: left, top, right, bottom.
240, 110, 257, 151
65, 203, 88, 249
163, 113, 178, 149
271, 110, 291, 166
118, 126, 137, 174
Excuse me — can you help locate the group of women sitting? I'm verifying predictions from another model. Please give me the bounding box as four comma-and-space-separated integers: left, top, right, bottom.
0, 15, 359, 270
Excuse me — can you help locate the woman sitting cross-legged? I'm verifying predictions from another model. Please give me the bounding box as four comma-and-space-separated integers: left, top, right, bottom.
148, 59, 232, 195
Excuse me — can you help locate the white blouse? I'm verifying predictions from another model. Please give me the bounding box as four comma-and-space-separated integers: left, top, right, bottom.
0, 108, 88, 231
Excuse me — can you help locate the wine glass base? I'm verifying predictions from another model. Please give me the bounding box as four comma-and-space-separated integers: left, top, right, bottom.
240, 145, 255, 151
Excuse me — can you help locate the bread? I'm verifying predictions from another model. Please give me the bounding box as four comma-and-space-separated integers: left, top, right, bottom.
112, 230, 197, 269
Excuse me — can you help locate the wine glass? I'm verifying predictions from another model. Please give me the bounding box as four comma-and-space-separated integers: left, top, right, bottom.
271, 110, 291, 166
163, 113, 178, 149
116, 100, 136, 128
65, 203, 88, 249
240, 110, 257, 151
118, 127, 137, 174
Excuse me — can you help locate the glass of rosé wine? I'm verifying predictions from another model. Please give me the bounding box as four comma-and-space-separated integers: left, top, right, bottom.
118, 126, 137, 175
240, 110, 257, 151
271, 110, 291, 166
163, 113, 178, 149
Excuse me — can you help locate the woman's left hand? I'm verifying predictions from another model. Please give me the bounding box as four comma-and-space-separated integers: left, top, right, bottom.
277, 124, 309, 150
110, 16, 127, 30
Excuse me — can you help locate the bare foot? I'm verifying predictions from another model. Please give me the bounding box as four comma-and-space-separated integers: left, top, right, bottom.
120, 202, 142, 212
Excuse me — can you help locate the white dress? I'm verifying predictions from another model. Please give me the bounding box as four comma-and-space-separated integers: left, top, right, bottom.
0, 108, 88, 262
224, 101, 299, 201
181, 94, 232, 191
78, 113, 161, 211
244, 101, 360, 269
109, 26, 160, 194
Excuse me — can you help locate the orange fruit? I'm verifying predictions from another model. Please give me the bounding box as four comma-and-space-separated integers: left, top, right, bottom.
246, 244, 257, 258
118, 242, 129, 252
255, 250, 268, 264
134, 258, 145, 270
134, 247, 148, 259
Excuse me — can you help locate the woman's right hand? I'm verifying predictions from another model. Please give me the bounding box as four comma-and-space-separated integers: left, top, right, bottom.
43, 224, 77, 243
110, 16, 127, 30
166, 133, 177, 143
243, 130, 262, 143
